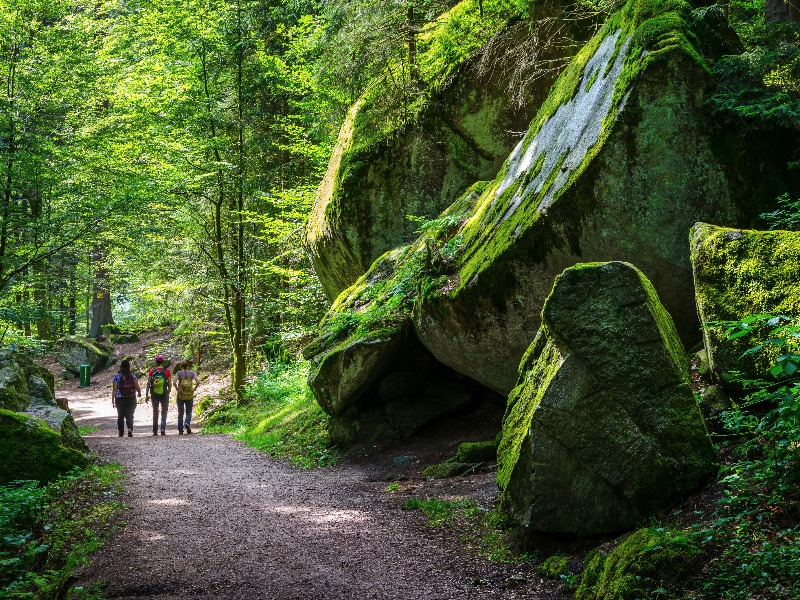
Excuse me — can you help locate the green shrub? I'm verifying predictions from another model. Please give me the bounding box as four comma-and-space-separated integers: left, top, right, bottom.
0, 463, 124, 598
202, 361, 338, 468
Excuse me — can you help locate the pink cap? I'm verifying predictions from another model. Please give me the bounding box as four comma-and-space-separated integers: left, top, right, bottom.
155, 354, 164, 362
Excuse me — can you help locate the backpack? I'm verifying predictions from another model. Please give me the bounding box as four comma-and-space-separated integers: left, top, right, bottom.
118, 372, 136, 397
177, 370, 194, 400
150, 368, 167, 396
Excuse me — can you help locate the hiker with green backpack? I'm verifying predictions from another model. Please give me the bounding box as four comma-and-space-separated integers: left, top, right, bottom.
173, 360, 199, 435
145, 354, 171, 436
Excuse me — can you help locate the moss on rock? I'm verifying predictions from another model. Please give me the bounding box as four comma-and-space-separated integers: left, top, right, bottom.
455, 439, 498, 463
57, 335, 111, 376
497, 262, 716, 535
539, 554, 570, 580
411, 0, 792, 394
0, 409, 89, 484
691, 222, 800, 386
576, 527, 703, 599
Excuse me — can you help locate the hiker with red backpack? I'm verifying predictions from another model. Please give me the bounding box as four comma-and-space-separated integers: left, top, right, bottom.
173, 360, 199, 435
112, 359, 141, 437
145, 355, 171, 436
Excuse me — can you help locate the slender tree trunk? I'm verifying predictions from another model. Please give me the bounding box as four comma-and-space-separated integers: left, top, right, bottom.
407, 6, 418, 84
88, 247, 115, 338
766, 0, 800, 21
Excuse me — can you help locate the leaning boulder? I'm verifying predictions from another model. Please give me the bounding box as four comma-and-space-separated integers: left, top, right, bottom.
497, 262, 717, 536
57, 335, 111, 376
410, 0, 794, 395
0, 409, 89, 484
691, 223, 800, 386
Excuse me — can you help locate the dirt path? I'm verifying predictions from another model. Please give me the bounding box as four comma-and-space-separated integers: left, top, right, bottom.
66, 379, 558, 599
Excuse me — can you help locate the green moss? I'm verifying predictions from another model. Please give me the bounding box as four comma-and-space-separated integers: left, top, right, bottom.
455, 439, 498, 463
539, 554, 569, 580
0, 409, 89, 484
691, 223, 800, 382
576, 527, 703, 599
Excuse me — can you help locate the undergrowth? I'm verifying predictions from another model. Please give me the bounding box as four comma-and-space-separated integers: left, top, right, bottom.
403, 496, 523, 562
201, 361, 338, 468
0, 463, 124, 599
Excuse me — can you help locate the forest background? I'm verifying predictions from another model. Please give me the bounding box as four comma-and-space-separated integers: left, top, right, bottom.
1, 0, 798, 401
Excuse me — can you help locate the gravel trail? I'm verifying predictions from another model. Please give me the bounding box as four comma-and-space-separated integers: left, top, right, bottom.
67, 382, 557, 599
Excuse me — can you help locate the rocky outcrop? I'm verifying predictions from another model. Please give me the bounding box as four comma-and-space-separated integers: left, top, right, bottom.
691, 223, 800, 386
57, 335, 111, 376
411, 0, 793, 395
497, 262, 716, 536
0, 409, 88, 484
306, 0, 590, 298
0, 351, 88, 482
306, 0, 796, 415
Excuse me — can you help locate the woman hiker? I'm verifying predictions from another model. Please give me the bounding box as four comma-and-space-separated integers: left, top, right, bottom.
112, 359, 141, 437
173, 360, 199, 435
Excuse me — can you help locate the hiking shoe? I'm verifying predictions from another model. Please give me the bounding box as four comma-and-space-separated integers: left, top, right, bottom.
128, 431, 133, 437
160, 431, 165, 436
152, 432, 158, 436
118, 432, 124, 437
185, 424, 192, 435
179, 431, 184, 435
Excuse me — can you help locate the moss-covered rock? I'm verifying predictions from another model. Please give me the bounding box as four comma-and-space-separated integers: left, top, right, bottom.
539, 555, 570, 580
305, 0, 588, 298
455, 439, 498, 463
0, 409, 89, 484
497, 262, 717, 535
57, 335, 111, 376
0, 350, 54, 411
691, 223, 800, 386
410, 0, 795, 394
576, 527, 703, 599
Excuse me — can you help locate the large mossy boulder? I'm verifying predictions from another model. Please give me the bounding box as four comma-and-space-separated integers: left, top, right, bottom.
408, 0, 795, 395
691, 223, 800, 386
497, 262, 717, 536
0, 349, 55, 411
57, 335, 111, 376
576, 528, 703, 599
0, 350, 87, 453
0, 409, 89, 484
306, 0, 590, 299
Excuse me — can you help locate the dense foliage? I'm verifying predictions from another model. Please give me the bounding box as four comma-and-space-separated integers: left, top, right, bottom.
0, 464, 124, 598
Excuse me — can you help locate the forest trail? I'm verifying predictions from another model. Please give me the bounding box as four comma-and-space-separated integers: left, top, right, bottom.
66, 381, 556, 599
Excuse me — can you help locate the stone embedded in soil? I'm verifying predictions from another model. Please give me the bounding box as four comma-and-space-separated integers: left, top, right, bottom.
497, 262, 717, 535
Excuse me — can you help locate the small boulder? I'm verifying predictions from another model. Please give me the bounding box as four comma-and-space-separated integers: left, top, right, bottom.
0, 409, 89, 484
576, 528, 703, 599
691, 223, 800, 386
497, 262, 717, 535
455, 439, 498, 463
57, 335, 111, 376
0, 350, 54, 411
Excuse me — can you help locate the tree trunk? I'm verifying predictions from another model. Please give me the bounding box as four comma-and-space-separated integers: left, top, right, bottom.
407, 7, 418, 84
88, 247, 115, 338
766, 0, 800, 21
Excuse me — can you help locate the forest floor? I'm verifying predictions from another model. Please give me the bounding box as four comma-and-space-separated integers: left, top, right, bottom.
46, 337, 564, 599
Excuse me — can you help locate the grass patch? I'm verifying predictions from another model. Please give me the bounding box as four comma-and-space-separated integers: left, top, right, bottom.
77, 426, 100, 437
201, 361, 337, 468
403, 496, 524, 562
0, 463, 125, 599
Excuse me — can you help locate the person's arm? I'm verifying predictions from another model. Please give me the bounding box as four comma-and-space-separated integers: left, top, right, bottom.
111, 381, 117, 408
193, 372, 199, 391
134, 378, 142, 398
144, 371, 150, 403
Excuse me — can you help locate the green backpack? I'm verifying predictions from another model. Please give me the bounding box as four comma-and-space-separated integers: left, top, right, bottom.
150, 368, 167, 396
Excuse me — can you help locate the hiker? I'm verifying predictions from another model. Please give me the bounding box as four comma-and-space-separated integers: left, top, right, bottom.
173, 360, 199, 435
112, 359, 141, 437
145, 354, 171, 436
